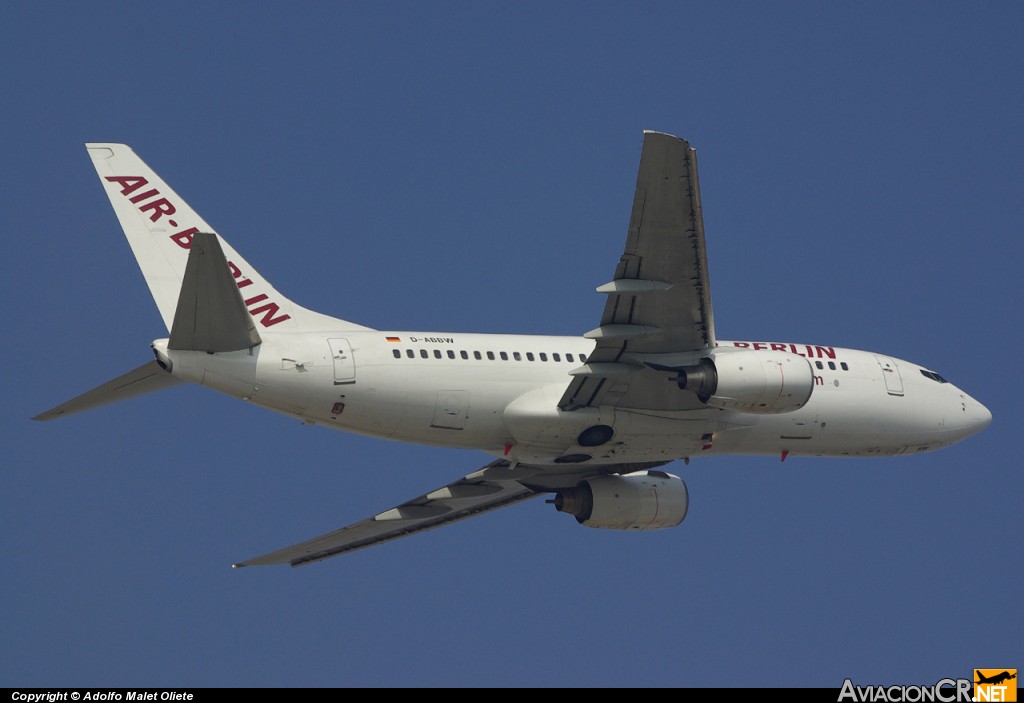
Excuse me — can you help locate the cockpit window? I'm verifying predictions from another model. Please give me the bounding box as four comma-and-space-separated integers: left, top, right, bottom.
920, 369, 949, 384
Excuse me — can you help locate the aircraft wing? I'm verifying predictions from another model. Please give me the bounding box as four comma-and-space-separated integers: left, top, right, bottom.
560, 131, 716, 412
234, 460, 540, 567
234, 458, 668, 567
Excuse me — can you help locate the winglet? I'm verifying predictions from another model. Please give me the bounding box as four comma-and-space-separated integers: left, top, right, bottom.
168, 232, 262, 352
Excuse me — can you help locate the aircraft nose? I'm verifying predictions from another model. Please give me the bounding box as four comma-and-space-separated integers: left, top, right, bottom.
970, 399, 993, 432
958, 393, 992, 436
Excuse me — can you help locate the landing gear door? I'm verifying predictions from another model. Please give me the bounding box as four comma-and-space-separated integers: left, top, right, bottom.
431, 390, 469, 430
329, 338, 356, 385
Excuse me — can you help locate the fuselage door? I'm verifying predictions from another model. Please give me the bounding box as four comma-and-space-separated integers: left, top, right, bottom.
874, 355, 904, 396
329, 338, 356, 385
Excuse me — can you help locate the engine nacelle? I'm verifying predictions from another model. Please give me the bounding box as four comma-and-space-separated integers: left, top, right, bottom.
676, 349, 814, 414
552, 470, 688, 530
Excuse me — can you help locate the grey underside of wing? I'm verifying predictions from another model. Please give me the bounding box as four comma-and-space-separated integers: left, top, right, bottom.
233, 459, 670, 567
234, 460, 539, 567
560, 131, 716, 412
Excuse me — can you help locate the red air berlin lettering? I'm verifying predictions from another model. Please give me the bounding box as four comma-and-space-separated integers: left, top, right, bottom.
105, 175, 291, 328
731, 341, 837, 359
104, 176, 175, 222
105, 175, 149, 196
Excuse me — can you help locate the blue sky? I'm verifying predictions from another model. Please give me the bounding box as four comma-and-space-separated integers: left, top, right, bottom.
2, 2, 1020, 688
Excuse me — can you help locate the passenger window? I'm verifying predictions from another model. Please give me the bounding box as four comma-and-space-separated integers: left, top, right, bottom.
513, 352, 522, 361
474, 351, 482, 360
406, 349, 414, 358
447, 350, 455, 359
526, 352, 535, 361
815, 361, 823, 369
539, 353, 548, 362
486, 351, 495, 360
392, 349, 401, 359
553, 353, 561, 362
500, 352, 508, 360
579, 354, 587, 362
420, 349, 428, 359
460, 350, 468, 360
828, 362, 836, 370
840, 362, 848, 371
566, 353, 574, 362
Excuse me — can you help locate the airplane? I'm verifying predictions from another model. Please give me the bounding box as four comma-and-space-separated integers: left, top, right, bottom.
976, 671, 1017, 686
33, 132, 992, 567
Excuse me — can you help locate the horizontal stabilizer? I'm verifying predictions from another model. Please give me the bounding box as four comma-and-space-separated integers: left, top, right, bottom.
33, 360, 182, 421
168, 232, 262, 352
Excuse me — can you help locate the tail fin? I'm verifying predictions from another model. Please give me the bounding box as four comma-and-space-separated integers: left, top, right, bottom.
86, 144, 372, 333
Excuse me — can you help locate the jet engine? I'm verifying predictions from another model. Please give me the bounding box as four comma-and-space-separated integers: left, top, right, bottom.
671, 349, 814, 414
551, 470, 688, 530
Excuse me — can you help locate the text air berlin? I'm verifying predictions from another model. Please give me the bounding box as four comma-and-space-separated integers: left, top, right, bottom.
104, 175, 290, 327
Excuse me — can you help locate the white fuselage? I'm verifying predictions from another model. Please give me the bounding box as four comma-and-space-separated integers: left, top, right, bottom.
156, 328, 991, 466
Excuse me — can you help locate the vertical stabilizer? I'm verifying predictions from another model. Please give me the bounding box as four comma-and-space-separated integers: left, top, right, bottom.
86, 143, 373, 333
